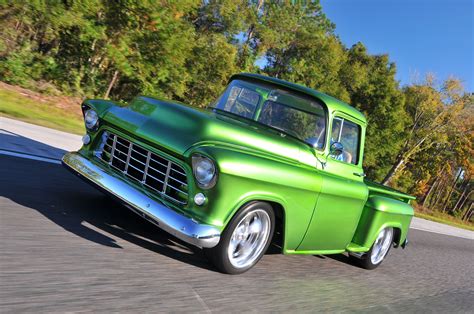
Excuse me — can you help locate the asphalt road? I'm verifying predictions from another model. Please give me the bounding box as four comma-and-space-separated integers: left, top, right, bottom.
0, 117, 81, 160
1, 155, 473, 313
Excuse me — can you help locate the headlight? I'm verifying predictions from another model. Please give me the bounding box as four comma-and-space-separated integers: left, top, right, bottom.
192, 155, 217, 188
84, 109, 99, 130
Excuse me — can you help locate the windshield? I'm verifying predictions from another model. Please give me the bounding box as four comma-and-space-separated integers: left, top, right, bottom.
211, 79, 326, 149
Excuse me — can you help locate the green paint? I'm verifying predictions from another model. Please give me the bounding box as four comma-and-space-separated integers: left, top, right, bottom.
78, 73, 414, 255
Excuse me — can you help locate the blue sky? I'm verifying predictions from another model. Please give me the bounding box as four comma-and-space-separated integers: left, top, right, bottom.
320, 0, 473, 92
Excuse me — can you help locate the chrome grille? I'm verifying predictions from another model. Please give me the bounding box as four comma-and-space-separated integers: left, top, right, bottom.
99, 132, 188, 204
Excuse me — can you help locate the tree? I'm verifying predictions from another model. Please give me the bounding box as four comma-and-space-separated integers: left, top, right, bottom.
339, 43, 408, 181
381, 77, 467, 185
184, 33, 240, 107
0, 1, 472, 222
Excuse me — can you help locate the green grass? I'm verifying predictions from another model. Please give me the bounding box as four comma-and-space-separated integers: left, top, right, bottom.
0, 87, 84, 135
415, 211, 474, 232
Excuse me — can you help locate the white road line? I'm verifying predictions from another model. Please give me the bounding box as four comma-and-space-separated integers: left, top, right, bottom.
191, 287, 212, 314
0, 149, 62, 164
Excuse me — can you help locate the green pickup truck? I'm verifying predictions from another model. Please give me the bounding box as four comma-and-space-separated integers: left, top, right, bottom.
63, 73, 415, 274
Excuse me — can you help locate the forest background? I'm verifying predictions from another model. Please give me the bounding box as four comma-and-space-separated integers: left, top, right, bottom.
0, 1, 472, 227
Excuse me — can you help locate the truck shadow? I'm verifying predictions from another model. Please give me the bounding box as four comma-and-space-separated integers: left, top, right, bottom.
321, 254, 367, 269
1, 153, 217, 272
0, 129, 69, 160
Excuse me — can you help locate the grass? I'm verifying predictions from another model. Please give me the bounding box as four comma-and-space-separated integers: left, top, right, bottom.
414, 211, 474, 232
0, 86, 84, 135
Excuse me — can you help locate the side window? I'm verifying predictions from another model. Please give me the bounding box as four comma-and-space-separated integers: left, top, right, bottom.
330, 117, 361, 165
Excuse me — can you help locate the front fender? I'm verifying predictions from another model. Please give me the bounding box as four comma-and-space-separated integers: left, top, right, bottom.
186, 145, 322, 251
77, 99, 119, 156
82, 99, 118, 117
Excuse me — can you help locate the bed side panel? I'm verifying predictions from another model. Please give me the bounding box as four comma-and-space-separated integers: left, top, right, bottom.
350, 195, 414, 250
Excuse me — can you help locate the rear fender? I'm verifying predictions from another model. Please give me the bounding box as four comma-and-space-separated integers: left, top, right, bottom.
351, 195, 414, 250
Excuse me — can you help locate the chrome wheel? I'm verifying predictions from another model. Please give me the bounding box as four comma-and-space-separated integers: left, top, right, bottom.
227, 209, 271, 269
370, 227, 394, 265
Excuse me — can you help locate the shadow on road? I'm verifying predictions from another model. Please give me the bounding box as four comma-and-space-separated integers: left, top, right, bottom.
0, 130, 67, 160
320, 253, 371, 270
0, 155, 216, 272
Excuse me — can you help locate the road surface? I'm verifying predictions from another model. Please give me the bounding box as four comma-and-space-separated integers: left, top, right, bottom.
1, 118, 473, 312
0, 117, 81, 160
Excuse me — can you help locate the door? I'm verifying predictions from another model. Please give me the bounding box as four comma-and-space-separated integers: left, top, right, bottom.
297, 114, 368, 252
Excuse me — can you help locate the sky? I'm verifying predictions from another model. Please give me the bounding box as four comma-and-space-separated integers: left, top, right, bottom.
320, 0, 473, 92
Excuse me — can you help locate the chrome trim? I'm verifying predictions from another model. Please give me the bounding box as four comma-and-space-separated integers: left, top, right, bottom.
99, 133, 188, 204
109, 134, 117, 164
370, 227, 393, 265
124, 141, 132, 173
402, 238, 408, 249
62, 152, 220, 248
163, 160, 172, 193
191, 154, 218, 189
349, 252, 365, 259
143, 151, 151, 182
228, 209, 271, 269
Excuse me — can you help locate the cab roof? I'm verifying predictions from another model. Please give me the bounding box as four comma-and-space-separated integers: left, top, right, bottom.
231, 73, 366, 124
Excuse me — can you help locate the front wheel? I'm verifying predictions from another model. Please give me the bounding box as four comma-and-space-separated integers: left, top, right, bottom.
204, 202, 275, 274
350, 227, 394, 270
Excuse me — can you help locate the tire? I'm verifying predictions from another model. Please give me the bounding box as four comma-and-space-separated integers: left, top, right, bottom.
204, 202, 275, 274
350, 227, 394, 270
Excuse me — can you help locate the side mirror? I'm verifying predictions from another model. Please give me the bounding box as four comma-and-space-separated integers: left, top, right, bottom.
329, 142, 344, 157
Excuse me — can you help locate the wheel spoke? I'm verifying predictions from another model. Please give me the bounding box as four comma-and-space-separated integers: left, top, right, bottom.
245, 214, 253, 225
370, 228, 393, 265
240, 239, 253, 256
229, 237, 239, 256
227, 209, 271, 269
249, 217, 263, 234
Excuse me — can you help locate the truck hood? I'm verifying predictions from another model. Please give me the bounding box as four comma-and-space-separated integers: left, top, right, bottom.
102, 96, 312, 163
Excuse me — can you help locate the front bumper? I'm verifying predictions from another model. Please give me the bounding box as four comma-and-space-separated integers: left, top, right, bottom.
62, 152, 220, 248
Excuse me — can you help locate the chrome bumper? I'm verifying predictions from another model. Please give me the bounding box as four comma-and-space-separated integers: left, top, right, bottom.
62, 152, 220, 248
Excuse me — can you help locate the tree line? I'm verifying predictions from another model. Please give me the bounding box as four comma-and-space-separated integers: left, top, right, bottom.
0, 1, 472, 222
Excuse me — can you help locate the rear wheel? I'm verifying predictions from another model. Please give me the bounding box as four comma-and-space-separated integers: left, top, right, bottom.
204, 202, 275, 274
350, 227, 394, 270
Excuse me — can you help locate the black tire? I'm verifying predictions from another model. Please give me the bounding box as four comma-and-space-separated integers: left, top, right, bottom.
204, 202, 275, 274
349, 227, 394, 270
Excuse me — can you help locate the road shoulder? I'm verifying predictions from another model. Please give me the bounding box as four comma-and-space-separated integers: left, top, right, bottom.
410, 217, 474, 240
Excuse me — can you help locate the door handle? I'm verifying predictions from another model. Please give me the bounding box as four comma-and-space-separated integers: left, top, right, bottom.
353, 172, 366, 177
